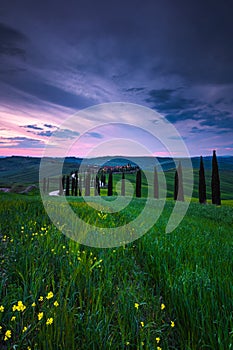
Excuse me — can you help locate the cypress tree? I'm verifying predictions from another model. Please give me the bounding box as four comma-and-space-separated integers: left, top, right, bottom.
95, 175, 100, 195
211, 150, 221, 205
79, 173, 82, 196
74, 171, 78, 196
174, 169, 178, 200
85, 170, 90, 196
136, 168, 141, 198
199, 156, 206, 204
108, 171, 113, 196
154, 167, 159, 199
62, 175, 65, 193
59, 176, 63, 196
65, 175, 70, 196
174, 162, 184, 201
121, 172, 125, 196
71, 176, 75, 196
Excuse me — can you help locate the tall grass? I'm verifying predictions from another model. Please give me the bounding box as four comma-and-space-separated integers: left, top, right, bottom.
0, 193, 232, 349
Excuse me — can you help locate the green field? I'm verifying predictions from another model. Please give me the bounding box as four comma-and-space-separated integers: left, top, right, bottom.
0, 193, 232, 349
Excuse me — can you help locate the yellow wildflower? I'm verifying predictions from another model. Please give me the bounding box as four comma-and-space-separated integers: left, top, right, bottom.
32, 302, 36, 307
38, 296, 43, 301
11, 316, 16, 321
38, 312, 43, 320
134, 302, 139, 309
157, 347, 162, 350
126, 341, 130, 345
0, 305, 4, 312
18, 301, 26, 311
156, 337, 160, 343
140, 321, 144, 327
4, 330, 11, 341
171, 321, 175, 327
12, 301, 26, 312
160, 303, 165, 310
46, 291, 54, 300
54, 301, 59, 307
46, 317, 53, 325
22, 326, 28, 333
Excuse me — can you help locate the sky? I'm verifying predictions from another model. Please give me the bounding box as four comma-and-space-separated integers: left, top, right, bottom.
0, 0, 233, 158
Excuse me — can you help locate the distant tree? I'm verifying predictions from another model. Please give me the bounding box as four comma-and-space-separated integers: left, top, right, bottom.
101, 173, 106, 187
108, 171, 113, 196
59, 176, 63, 196
74, 171, 78, 196
85, 170, 91, 196
174, 162, 184, 201
62, 175, 65, 193
95, 175, 100, 195
136, 169, 141, 198
121, 172, 125, 196
79, 173, 82, 196
154, 167, 159, 199
93, 176, 97, 196
65, 175, 70, 196
211, 150, 221, 205
174, 170, 178, 200
71, 176, 75, 196
199, 156, 206, 204
97, 176, 100, 195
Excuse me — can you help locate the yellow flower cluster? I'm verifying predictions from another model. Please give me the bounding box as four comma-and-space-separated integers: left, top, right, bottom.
46, 317, 53, 325
46, 291, 54, 300
12, 301, 26, 312
38, 312, 44, 321
160, 303, 165, 310
22, 326, 28, 333
4, 330, 11, 341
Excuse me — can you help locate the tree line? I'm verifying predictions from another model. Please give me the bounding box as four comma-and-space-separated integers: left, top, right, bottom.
42, 150, 221, 205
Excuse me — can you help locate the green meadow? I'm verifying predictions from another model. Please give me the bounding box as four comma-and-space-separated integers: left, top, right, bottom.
0, 192, 232, 349
0, 156, 232, 349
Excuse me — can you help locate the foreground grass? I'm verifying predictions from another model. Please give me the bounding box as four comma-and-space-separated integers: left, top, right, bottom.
0, 193, 232, 349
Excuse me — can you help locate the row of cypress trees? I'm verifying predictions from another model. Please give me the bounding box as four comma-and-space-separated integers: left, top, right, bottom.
174, 150, 221, 205
47, 150, 220, 205
199, 150, 221, 205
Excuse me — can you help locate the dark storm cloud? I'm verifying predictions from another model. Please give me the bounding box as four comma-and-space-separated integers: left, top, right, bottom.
26, 127, 80, 139
146, 89, 197, 116
37, 131, 53, 137
1, 0, 233, 155
0, 137, 44, 148
0, 22, 26, 57
24, 124, 43, 130
44, 124, 56, 129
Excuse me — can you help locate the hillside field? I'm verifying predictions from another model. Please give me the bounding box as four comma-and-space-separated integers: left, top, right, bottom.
0, 193, 232, 349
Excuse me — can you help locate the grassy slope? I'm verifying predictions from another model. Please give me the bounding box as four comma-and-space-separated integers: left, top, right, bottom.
0, 193, 232, 349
